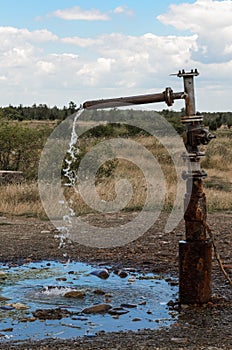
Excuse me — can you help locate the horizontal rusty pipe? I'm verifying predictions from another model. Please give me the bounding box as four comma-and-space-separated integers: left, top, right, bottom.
83, 88, 185, 110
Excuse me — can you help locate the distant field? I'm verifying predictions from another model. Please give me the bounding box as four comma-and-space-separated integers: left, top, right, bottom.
0, 124, 231, 218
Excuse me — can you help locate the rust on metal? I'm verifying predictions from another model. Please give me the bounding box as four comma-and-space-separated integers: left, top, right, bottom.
184, 178, 207, 241
179, 240, 212, 304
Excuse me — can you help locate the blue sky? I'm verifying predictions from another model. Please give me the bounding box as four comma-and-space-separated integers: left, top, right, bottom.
0, 1, 188, 33
0, 0, 231, 111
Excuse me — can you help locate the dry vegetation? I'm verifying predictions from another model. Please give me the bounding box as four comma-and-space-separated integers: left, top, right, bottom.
201, 129, 232, 212
0, 128, 231, 219
0, 182, 45, 218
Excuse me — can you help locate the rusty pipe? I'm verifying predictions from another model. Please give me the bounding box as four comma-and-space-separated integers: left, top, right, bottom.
83, 88, 185, 110
177, 69, 199, 117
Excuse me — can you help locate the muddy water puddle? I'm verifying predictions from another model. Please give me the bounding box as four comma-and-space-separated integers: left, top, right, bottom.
0, 260, 178, 342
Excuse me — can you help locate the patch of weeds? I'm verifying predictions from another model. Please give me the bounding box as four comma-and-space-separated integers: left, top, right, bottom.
204, 176, 232, 191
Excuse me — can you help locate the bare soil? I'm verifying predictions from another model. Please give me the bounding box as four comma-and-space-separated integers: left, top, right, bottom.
0, 212, 231, 350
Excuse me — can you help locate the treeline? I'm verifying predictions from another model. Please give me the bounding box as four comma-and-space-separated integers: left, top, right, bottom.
1, 103, 232, 131
201, 112, 232, 130
158, 109, 232, 131
0, 101, 78, 121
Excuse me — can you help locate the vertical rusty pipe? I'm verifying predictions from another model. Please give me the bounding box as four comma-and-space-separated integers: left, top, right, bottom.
178, 70, 212, 305
183, 76, 196, 116
178, 69, 198, 116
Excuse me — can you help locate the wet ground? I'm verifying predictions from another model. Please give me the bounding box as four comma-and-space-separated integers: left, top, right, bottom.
0, 260, 178, 341
0, 212, 231, 349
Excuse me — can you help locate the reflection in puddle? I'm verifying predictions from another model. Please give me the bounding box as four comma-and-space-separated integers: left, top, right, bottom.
0, 260, 178, 341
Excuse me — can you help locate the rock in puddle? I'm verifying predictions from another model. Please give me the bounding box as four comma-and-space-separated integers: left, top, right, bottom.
1, 328, 13, 332
82, 304, 112, 314
0, 305, 15, 311
114, 270, 128, 278
132, 318, 142, 322
108, 307, 129, 316
33, 308, 72, 320
72, 316, 88, 321
0, 295, 10, 301
0, 272, 7, 280
121, 303, 137, 308
7, 303, 29, 310
93, 289, 106, 295
56, 277, 67, 281
128, 277, 136, 283
64, 290, 86, 298
19, 317, 36, 323
90, 269, 110, 280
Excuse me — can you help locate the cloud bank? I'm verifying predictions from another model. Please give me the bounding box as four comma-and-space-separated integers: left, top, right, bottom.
0, 1, 231, 111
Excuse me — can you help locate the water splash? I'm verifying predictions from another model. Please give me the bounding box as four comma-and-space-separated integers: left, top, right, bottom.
40, 286, 75, 296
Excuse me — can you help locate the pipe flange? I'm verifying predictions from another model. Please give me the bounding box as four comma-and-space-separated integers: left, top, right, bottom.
181, 116, 203, 123
182, 170, 207, 180
183, 152, 205, 159
164, 87, 174, 106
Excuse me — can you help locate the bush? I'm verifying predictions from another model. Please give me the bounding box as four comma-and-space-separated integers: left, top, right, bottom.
0, 122, 52, 179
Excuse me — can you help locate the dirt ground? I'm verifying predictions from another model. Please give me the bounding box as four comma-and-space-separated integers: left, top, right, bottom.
0, 212, 231, 350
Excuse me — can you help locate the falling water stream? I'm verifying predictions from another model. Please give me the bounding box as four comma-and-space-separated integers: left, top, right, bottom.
55, 107, 84, 249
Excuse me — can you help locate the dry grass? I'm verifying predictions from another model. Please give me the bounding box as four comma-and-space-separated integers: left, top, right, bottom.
201, 130, 232, 212
0, 129, 231, 218
0, 182, 46, 218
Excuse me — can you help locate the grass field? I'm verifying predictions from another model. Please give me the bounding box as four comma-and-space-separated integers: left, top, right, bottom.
0, 127, 231, 218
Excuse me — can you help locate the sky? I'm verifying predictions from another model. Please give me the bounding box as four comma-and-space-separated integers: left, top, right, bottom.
0, 0, 231, 111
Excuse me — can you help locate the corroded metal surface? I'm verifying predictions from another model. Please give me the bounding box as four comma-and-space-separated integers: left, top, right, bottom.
184, 178, 207, 241
179, 240, 212, 304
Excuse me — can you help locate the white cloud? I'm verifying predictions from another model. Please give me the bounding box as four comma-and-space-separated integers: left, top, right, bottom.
113, 6, 134, 16
0, 26, 57, 43
224, 44, 232, 55
53, 6, 110, 21
157, 0, 232, 63
36, 61, 56, 74
62, 36, 100, 47
52, 53, 79, 60
0, 26, 58, 71
76, 58, 116, 86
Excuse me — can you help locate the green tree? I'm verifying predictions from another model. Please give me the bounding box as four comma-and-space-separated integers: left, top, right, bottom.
68, 101, 77, 114
208, 119, 217, 131
0, 123, 52, 179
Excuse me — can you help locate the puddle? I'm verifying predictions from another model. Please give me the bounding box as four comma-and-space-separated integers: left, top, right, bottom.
0, 260, 178, 342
